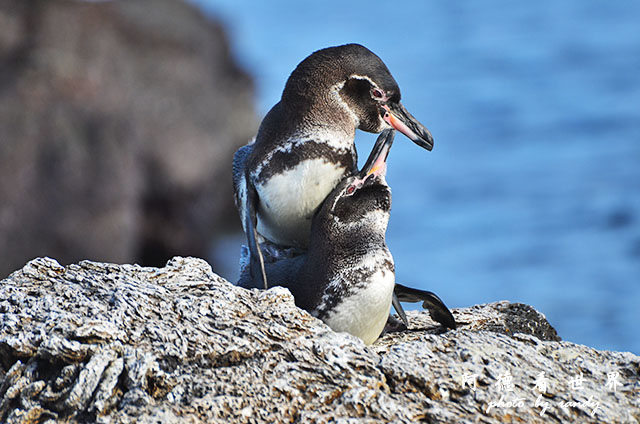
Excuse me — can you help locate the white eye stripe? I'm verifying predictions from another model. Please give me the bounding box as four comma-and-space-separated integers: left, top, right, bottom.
349, 74, 376, 86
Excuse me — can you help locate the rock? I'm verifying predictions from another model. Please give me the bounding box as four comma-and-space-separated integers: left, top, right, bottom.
0, 0, 257, 277
0, 257, 638, 423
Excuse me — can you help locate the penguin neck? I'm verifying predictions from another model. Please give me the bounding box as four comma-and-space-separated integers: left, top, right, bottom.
310, 222, 387, 264
281, 81, 359, 139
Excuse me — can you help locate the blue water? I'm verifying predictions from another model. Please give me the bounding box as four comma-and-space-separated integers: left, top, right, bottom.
193, 0, 640, 354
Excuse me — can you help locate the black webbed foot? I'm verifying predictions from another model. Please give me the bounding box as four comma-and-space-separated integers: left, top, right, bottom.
394, 282, 456, 330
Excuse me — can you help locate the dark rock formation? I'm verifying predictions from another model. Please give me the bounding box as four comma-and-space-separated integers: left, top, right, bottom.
1, 257, 638, 423
0, 0, 257, 277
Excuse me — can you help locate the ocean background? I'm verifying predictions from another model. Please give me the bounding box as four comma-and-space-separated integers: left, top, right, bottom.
193, 0, 640, 354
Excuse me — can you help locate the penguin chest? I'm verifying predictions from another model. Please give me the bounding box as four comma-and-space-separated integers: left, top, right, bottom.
321, 267, 395, 345
255, 158, 347, 247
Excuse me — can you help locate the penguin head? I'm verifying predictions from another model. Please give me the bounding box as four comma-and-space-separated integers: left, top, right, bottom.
328, 174, 392, 228
282, 44, 433, 151
315, 130, 395, 233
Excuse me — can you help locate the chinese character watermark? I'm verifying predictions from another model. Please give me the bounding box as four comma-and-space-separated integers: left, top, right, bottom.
496, 371, 515, 392
533, 371, 551, 416
534, 371, 549, 394
462, 365, 623, 418
605, 371, 622, 393
486, 371, 523, 413
569, 371, 584, 391
462, 373, 479, 392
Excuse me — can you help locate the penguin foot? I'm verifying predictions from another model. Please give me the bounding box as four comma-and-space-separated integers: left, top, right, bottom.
383, 314, 407, 334
394, 282, 457, 330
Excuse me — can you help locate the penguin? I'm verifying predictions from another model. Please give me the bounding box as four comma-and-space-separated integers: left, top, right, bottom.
233, 44, 434, 288
238, 130, 455, 344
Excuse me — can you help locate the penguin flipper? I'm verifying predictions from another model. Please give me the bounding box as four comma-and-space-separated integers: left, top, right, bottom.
394, 283, 456, 330
233, 143, 268, 289
232, 143, 253, 232
245, 180, 268, 289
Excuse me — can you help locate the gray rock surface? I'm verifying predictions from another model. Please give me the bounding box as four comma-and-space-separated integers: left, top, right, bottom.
0, 257, 638, 423
0, 0, 256, 277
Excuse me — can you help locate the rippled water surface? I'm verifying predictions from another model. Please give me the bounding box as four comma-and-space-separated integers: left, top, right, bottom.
195, 0, 640, 353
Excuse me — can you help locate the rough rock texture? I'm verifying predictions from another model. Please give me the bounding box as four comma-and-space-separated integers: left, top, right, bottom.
1, 257, 638, 423
0, 0, 256, 277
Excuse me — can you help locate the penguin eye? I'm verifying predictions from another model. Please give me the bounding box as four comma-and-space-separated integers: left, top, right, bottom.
346, 185, 356, 195
371, 88, 384, 100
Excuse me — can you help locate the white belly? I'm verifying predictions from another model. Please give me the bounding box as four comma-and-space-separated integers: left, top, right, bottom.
255, 158, 347, 247
322, 269, 395, 345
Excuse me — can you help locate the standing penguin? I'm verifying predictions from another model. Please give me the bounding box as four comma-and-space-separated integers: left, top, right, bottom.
238, 130, 455, 344
233, 44, 434, 288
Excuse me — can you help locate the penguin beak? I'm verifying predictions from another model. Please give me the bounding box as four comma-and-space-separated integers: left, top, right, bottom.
338, 130, 393, 204
360, 129, 395, 179
382, 103, 434, 151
